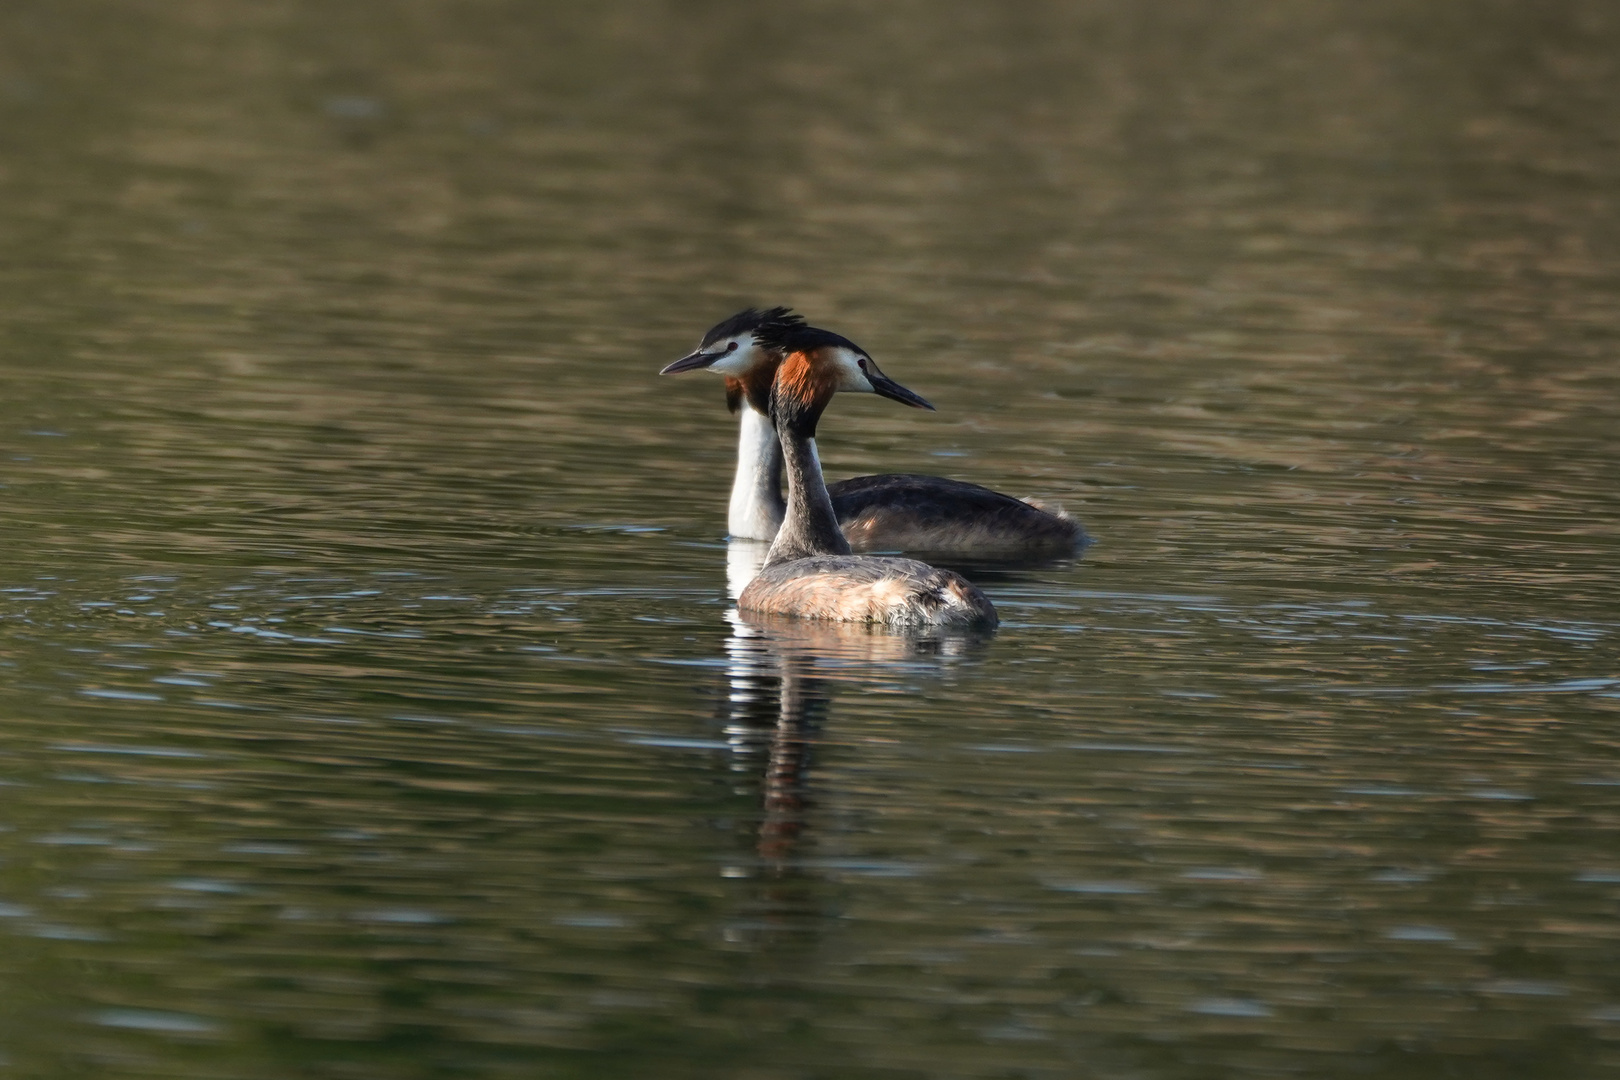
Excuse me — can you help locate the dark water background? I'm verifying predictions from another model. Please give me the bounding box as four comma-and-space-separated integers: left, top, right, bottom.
2, 2, 1619, 1077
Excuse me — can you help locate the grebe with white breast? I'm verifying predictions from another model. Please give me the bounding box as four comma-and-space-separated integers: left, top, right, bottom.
662, 308, 1085, 561
732, 323, 997, 628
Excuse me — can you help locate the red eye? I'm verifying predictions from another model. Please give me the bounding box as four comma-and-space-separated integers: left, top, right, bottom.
726, 342, 739, 352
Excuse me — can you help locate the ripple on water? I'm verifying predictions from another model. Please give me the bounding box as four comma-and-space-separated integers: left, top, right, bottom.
2, 2, 1619, 1075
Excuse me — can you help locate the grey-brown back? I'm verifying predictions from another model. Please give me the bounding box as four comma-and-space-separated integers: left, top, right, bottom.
739, 554, 997, 628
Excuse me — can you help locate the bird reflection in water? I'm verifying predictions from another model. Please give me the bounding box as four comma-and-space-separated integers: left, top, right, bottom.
722, 612, 825, 867
719, 539, 994, 875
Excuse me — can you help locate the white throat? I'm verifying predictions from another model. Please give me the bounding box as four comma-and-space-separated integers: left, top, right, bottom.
728, 405, 786, 541
727, 406, 830, 541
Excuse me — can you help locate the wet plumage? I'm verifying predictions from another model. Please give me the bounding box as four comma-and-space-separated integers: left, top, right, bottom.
830, 474, 1083, 560
739, 555, 996, 627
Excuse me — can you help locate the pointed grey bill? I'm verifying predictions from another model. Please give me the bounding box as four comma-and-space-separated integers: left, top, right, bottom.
865, 358, 935, 411
660, 349, 726, 375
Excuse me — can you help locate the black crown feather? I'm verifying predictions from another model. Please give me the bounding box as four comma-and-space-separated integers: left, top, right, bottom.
752, 320, 870, 358
699, 306, 804, 349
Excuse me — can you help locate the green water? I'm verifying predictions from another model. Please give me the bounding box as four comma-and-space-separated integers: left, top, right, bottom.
2, 1, 1619, 1076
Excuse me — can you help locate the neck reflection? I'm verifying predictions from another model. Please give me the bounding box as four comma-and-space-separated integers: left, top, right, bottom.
720, 607, 992, 876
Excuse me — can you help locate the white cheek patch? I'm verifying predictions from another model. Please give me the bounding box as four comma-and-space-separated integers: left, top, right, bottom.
708, 338, 759, 376
831, 348, 874, 392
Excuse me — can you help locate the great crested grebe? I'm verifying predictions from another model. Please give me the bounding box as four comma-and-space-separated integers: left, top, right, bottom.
661, 308, 1086, 560
733, 323, 997, 628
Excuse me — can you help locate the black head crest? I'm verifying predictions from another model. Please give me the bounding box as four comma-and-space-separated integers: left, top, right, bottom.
753, 320, 870, 359
699, 306, 804, 349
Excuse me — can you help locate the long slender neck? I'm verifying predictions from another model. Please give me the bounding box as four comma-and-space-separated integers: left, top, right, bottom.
728, 405, 786, 541
763, 414, 850, 567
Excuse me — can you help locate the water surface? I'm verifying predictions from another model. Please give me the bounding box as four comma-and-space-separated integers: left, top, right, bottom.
2, 2, 1619, 1077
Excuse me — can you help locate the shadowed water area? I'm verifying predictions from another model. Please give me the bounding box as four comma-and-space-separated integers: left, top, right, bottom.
3, 1, 1620, 1076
